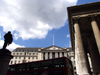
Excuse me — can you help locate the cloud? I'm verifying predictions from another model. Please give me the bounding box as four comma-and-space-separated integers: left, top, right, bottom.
64, 41, 71, 47
0, 0, 78, 40
67, 41, 71, 47
67, 34, 70, 38
0, 40, 25, 51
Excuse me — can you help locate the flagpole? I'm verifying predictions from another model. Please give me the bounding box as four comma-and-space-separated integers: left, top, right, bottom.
53, 34, 54, 46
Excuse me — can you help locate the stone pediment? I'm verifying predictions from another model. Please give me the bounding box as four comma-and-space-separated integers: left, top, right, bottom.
45, 46, 63, 50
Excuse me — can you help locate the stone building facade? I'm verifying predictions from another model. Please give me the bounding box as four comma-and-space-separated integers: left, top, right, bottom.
9, 45, 75, 69
67, 1, 100, 75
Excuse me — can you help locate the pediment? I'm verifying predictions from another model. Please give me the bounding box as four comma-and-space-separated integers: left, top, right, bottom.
45, 46, 63, 50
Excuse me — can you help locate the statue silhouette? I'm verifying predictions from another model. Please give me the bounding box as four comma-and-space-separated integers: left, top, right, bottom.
3, 31, 13, 49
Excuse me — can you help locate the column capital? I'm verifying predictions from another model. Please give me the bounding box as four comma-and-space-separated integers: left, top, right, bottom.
72, 17, 80, 24
91, 14, 97, 21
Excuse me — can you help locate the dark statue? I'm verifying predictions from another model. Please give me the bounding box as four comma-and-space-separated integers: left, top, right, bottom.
3, 31, 13, 49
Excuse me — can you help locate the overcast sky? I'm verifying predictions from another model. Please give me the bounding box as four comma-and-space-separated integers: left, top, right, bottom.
0, 0, 99, 51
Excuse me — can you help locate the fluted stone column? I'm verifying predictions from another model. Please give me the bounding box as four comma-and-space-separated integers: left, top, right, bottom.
0, 49, 13, 75
45, 52, 48, 59
91, 19, 100, 55
55, 52, 58, 58
60, 52, 62, 57
74, 22, 89, 75
50, 52, 52, 59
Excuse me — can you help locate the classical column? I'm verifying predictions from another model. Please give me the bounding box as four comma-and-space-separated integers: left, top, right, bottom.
91, 16, 100, 55
87, 37, 100, 75
64, 52, 67, 57
60, 52, 62, 57
74, 22, 89, 75
45, 52, 48, 59
49, 52, 52, 59
55, 52, 58, 58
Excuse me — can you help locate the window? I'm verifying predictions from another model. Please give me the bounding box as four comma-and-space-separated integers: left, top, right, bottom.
74, 61, 75, 65
53, 58, 64, 68
36, 53, 38, 55
41, 60, 52, 69
13, 53, 15, 55
14, 61, 16, 64
29, 53, 31, 55
15, 57, 17, 59
19, 57, 21, 59
24, 52, 26, 55
66, 58, 73, 68
10, 61, 13, 64
17, 53, 19, 55
24, 57, 25, 59
28, 57, 30, 59
30, 50, 33, 52
36, 57, 38, 59
33, 53, 35, 55
32, 57, 34, 59
20, 53, 22, 55
18, 61, 20, 63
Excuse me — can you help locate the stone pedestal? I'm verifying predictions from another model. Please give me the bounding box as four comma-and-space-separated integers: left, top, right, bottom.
0, 49, 13, 75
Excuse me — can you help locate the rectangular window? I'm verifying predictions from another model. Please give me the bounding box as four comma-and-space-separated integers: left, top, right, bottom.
36, 57, 38, 59
24, 57, 25, 59
19, 57, 21, 59
15, 57, 17, 59
53, 58, 64, 68
28, 57, 30, 59
66, 58, 73, 68
18, 61, 20, 63
17, 64, 26, 71
41, 60, 52, 69
32, 57, 34, 59
14, 61, 16, 64
29, 53, 31, 55
31, 62, 40, 70
10, 61, 13, 64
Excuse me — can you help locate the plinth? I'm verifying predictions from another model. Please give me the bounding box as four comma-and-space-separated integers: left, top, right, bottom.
0, 49, 13, 75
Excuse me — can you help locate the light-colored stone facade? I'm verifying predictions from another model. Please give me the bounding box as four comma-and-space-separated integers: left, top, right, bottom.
9, 45, 75, 69
67, 1, 100, 75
